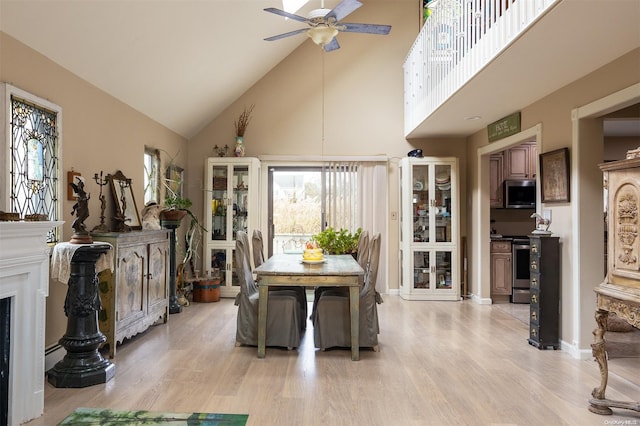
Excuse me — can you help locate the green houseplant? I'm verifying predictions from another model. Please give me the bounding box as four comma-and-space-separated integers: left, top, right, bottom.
157, 152, 206, 300
311, 227, 362, 255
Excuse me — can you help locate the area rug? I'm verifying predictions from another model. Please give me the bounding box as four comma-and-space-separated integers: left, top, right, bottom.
58, 407, 248, 425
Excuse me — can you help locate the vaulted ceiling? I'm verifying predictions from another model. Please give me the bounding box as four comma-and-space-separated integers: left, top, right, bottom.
1, 0, 639, 140
1, 0, 410, 139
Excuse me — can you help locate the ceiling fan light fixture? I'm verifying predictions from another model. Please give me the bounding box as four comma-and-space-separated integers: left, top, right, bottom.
308, 25, 338, 46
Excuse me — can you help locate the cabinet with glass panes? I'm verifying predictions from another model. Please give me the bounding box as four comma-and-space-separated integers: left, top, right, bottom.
204, 157, 260, 298
399, 157, 460, 300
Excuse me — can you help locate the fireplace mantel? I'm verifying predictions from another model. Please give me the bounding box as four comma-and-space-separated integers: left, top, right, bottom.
0, 221, 62, 425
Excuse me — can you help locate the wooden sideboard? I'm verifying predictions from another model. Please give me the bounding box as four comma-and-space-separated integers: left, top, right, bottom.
93, 230, 170, 358
589, 158, 640, 415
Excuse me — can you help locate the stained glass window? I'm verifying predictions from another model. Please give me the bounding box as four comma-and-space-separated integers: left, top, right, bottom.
9, 95, 60, 242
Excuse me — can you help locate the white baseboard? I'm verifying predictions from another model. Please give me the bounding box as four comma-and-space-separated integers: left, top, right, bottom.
44, 344, 65, 372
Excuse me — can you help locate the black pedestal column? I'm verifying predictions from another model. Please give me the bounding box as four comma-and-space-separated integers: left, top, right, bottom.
161, 219, 183, 314
47, 244, 115, 388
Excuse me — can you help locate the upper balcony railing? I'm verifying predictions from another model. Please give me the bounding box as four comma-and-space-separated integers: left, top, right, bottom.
404, 0, 557, 137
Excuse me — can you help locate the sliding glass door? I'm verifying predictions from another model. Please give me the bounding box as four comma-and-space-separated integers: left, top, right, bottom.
268, 167, 323, 256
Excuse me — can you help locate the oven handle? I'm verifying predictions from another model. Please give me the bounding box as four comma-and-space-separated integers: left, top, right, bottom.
512, 244, 530, 250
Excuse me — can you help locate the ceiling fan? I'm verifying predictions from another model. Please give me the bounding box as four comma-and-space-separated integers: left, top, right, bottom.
263, 0, 392, 52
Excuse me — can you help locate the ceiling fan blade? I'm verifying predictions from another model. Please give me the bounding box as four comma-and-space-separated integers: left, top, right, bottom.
324, 0, 363, 22
323, 38, 340, 52
340, 23, 392, 35
264, 7, 309, 23
264, 28, 309, 42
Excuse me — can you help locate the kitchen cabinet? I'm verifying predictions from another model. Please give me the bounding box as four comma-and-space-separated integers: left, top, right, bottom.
489, 153, 504, 208
505, 141, 537, 180
491, 142, 537, 208
203, 157, 260, 298
399, 157, 459, 300
93, 230, 169, 358
490, 240, 512, 298
527, 236, 560, 350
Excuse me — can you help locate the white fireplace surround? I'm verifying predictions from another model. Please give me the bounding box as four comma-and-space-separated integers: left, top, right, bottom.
0, 221, 62, 425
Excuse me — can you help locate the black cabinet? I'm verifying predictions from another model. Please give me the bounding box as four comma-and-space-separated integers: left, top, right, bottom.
527, 236, 560, 349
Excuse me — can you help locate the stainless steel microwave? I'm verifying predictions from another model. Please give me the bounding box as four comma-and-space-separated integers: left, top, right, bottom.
503, 179, 536, 208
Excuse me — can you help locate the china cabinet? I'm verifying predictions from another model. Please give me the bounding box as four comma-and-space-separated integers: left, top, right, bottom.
204, 157, 260, 298
93, 230, 169, 358
399, 157, 459, 300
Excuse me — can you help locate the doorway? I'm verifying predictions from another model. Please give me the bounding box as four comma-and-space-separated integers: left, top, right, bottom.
477, 124, 541, 304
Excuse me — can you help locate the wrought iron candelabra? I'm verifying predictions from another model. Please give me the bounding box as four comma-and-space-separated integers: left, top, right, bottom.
91, 171, 109, 233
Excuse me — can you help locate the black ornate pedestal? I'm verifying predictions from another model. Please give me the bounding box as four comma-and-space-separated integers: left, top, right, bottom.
161, 219, 183, 314
47, 244, 115, 388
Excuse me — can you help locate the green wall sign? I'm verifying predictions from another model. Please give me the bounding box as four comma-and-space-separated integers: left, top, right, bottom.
488, 112, 521, 142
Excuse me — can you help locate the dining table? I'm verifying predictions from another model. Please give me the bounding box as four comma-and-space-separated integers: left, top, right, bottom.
254, 254, 364, 360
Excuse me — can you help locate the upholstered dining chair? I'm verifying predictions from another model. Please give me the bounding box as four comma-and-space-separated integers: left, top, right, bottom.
251, 229, 265, 268
309, 230, 369, 322
234, 232, 303, 349
313, 233, 382, 351
252, 228, 307, 328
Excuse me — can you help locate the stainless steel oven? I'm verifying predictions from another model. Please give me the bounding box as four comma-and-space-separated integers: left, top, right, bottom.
512, 238, 531, 303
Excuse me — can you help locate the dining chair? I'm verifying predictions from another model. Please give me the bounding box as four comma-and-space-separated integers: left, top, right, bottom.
251, 229, 265, 268
234, 232, 303, 349
313, 233, 382, 351
309, 230, 369, 322
252, 228, 308, 328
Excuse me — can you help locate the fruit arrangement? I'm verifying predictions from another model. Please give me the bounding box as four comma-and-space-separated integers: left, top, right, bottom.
303, 241, 323, 261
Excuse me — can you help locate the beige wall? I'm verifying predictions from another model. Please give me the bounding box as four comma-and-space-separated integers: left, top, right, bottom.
1, 32, 187, 348
187, 3, 449, 292
465, 48, 640, 351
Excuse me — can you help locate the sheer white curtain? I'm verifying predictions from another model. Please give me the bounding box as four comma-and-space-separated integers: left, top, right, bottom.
323, 160, 388, 293
358, 162, 388, 294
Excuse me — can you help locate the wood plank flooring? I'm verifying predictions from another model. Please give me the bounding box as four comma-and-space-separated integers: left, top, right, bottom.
26, 296, 639, 426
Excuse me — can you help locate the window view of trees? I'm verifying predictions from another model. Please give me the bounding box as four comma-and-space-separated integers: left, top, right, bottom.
272, 170, 322, 253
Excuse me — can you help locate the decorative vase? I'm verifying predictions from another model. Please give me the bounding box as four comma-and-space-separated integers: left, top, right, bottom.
234, 136, 245, 157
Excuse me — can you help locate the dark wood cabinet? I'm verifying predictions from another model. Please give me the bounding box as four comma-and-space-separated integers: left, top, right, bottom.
527, 236, 560, 350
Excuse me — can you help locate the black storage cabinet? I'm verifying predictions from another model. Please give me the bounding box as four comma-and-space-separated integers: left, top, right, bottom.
528, 236, 560, 349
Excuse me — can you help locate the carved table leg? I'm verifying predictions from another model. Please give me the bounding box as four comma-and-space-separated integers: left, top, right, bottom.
589, 309, 612, 414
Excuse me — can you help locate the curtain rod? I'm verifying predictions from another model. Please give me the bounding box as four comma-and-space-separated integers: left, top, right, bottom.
258, 155, 389, 162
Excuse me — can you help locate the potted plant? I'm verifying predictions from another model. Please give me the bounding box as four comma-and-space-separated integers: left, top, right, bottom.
311, 227, 362, 255
157, 152, 207, 305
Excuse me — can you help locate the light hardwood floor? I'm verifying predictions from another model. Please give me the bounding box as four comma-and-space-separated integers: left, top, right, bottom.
27, 296, 639, 425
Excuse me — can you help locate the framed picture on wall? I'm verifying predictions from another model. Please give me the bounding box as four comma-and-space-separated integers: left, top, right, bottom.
540, 148, 570, 203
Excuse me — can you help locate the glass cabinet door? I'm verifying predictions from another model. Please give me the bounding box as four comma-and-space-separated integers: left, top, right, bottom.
413, 250, 430, 289
231, 165, 249, 241
209, 247, 239, 289
434, 250, 452, 289
411, 249, 453, 291
434, 164, 452, 243
211, 165, 228, 241
412, 163, 430, 243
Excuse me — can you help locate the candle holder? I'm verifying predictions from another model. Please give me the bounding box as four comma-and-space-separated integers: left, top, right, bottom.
91, 171, 109, 233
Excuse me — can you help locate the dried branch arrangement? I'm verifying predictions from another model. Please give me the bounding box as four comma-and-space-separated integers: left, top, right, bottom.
234, 104, 255, 137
